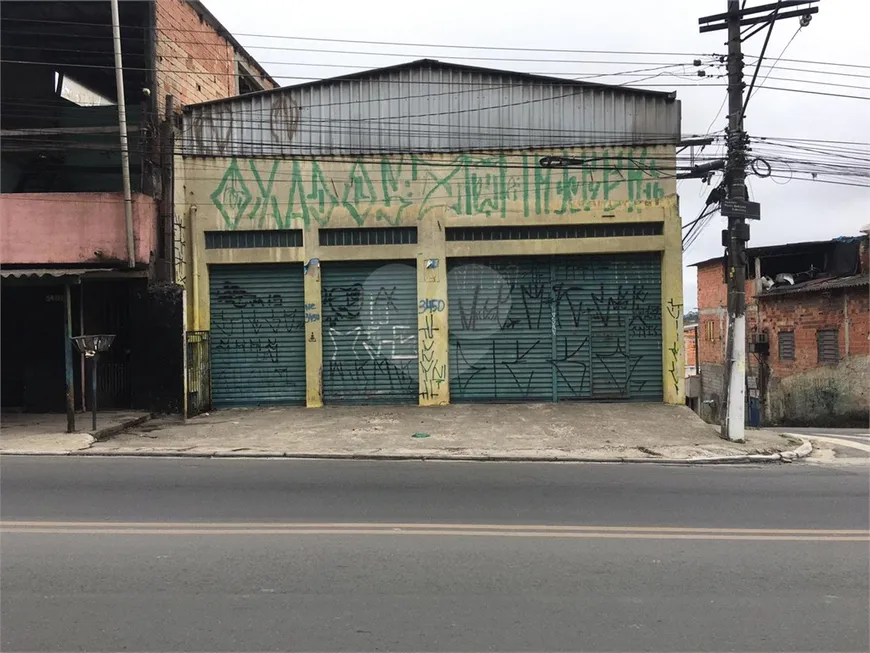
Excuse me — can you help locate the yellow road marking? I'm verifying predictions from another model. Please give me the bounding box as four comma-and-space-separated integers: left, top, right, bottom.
0, 528, 865, 541
2, 521, 867, 535
1, 521, 867, 535
0, 522, 866, 542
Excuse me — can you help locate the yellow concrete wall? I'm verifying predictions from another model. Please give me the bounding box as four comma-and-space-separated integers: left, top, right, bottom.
175, 146, 684, 405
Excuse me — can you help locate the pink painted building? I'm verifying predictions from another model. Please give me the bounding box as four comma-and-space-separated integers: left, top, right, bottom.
0, 0, 273, 419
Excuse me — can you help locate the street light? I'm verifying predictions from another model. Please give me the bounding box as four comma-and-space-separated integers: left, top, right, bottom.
71, 334, 115, 431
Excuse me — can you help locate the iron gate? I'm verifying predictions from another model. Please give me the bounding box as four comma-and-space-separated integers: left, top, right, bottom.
186, 330, 212, 417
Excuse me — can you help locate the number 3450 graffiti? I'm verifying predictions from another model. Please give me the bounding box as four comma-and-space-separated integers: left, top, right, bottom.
418, 298, 445, 314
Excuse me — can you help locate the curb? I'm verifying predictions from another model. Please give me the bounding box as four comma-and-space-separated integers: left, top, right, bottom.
90, 414, 153, 442
9, 438, 813, 464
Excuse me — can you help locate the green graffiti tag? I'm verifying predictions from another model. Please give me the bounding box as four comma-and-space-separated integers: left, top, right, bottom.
247, 160, 281, 229
210, 149, 667, 230
211, 158, 251, 229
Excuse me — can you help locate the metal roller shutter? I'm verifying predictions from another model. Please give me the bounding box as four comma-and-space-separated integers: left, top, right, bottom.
553, 254, 663, 401
209, 264, 306, 407
321, 261, 418, 404
448, 254, 663, 403
448, 259, 555, 401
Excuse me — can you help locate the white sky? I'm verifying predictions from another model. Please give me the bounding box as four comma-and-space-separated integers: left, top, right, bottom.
206, 0, 870, 309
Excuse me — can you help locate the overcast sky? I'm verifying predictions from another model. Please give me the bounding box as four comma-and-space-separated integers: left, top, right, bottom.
206, 0, 869, 309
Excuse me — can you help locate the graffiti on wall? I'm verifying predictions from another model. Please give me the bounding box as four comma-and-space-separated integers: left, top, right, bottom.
322, 268, 419, 398
206, 261, 671, 402
419, 312, 446, 402
448, 261, 664, 400
191, 96, 302, 156
210, 280, 306, 396
665, 297, 683, 396
209, 149, 668, 230
173, 211, 187, 286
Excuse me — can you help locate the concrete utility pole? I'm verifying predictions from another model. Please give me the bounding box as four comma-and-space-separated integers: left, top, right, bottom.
723, 1, 749, 443
698, 0, 818, 442
110, 0, 136, 269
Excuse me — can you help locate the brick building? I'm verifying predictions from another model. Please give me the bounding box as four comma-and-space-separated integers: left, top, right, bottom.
0, 0, 274, 425
693, 234, 870, 427
684, 324, 699, 376
684, 323, 700, 414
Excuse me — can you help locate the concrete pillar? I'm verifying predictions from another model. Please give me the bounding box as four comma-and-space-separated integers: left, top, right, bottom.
304, 250, 323, 408
416, 210, 449, 405
661, 208, 685, 404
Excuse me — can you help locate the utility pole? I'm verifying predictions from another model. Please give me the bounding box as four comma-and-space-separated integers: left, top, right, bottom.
723, 0, 749, 443
699, 1, 818, 442
110, 0, 136, 269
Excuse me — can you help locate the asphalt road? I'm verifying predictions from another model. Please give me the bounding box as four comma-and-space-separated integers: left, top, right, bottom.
2, 458, 868, 652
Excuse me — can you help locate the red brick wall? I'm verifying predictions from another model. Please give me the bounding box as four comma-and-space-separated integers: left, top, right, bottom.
850, 288, 870, 354
697, 261, 726, 311
154, 0, 275, 112
697, 260, 763, 369
697, 262, 725, 366
760, 288, 870, 379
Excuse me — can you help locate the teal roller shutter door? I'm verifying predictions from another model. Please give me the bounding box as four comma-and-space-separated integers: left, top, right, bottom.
554, 254, 662, 401
552, 259, 593, 399
209, 264, 306, 407
322, 261, 418, 404
448, 259, 555, 402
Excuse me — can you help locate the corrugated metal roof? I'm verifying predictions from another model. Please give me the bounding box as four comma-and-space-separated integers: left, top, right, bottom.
183, 59, 681, 157
0, 267, 116, 279
690, 235, 866, 268
760, 273, 869, 297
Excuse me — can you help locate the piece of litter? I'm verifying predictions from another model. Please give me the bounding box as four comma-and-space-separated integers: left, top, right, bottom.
412, 432, 430, 439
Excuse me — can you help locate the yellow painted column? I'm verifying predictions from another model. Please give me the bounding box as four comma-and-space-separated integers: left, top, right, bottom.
661, 206, 685, 404
417, 210, 449, 405
303, 233, 323, 407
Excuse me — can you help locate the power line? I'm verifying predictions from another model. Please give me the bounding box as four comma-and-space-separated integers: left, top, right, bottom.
7, 58, 870, 101
0, 56, 722, 86
0, 17, 712, 57
5, 14, 870, 72
12, 39, 868, 83
747, 24, 803, 105
0, 41, 712, 69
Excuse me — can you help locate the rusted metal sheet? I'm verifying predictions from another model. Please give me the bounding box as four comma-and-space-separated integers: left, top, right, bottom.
183, 60, 680, 157
0, 268, 115, 279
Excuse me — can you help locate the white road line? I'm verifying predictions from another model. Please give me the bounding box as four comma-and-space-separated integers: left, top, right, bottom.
784, 433, 870, 454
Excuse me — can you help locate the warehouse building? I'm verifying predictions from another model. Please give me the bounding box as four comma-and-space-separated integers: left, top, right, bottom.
175, 59, 684, 409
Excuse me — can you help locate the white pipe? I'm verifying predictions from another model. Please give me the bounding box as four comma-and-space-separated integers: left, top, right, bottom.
726, 315, 746, 442
110, 0, 136, 269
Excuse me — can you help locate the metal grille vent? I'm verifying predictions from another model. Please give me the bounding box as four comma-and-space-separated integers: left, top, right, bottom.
319, 227, 418, 246
446, 223, 663, 242
778, 331, 795, 361
817, 329, 839, 364
205, 230, 303, 249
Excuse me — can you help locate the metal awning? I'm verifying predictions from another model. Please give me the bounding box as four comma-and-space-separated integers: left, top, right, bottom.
0, 267, 117, 280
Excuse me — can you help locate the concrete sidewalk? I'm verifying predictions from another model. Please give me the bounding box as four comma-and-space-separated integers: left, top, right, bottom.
75, 403, 805, 462
0, 412, 151, 455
